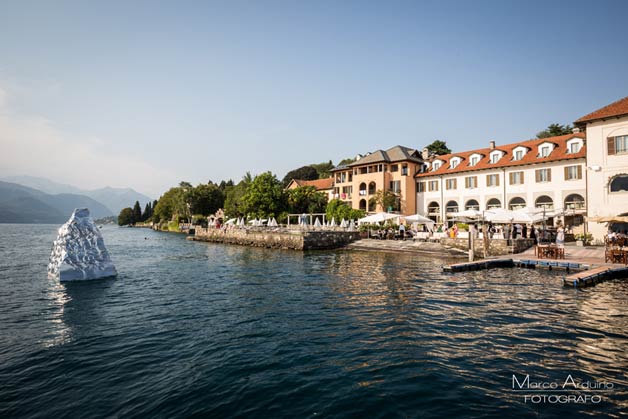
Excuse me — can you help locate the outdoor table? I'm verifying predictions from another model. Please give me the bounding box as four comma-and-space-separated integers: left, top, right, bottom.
536, 245, 564, 259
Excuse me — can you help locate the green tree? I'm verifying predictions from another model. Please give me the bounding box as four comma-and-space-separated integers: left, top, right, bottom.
132, 201, 142, 224
337, 157, 356, 166
310, 160, 335, 179
240, 172, 287, 218
287, 186, 328, 214
118, 207, 134, 226
281, 165, 319, 186
325, 199, 364, 221
224, 173, 253, 218
143, 202, 152, 221
373, 189, 399, 212
153, 187, 187, 222
536, 123, 573, 139
426, 140, 451, 155
187, 183, 224, 216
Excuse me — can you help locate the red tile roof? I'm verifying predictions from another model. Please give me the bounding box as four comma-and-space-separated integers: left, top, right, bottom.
415, 133, 586, 178
291, 178, 334, 190
575, 96, 628, 124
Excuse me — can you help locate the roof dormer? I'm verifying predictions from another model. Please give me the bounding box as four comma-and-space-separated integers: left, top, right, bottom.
449, 156, 462, 169
566, 137, 583, 154
468, 153, 483, 167
537, 142, 555, 158
512, 146, 529, 161
489, 150, 504, 164
432, 159, 444, 171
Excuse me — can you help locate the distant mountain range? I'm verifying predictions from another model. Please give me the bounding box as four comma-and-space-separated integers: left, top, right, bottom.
0, 181, 114, 223
2, 176, 153, 215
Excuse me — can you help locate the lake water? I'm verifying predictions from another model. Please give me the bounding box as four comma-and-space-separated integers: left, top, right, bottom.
0, 224, 627, 418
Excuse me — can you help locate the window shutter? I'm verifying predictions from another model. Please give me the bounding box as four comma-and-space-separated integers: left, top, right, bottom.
564, 167, 569, 180
608, 137, 616, 155
496, 175, 500, 186
520, 172, 524, 184
486, 175, 490, 185
535, 170, 540, 182
465, 178, 468, 188
547, 169, 551, 182
577, 165, 582, 179
509, 173, 513, 184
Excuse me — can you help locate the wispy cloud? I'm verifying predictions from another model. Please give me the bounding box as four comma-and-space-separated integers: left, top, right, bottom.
0, 82, 176, 197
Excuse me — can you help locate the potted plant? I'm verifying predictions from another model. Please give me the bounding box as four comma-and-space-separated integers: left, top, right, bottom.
574, 233, 593, 246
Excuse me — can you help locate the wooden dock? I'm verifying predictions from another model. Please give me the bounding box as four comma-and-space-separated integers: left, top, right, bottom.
443, 258, 588, 273
562, 266, 628, 288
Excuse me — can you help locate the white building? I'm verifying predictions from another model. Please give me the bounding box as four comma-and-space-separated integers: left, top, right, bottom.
575, 96, 628, 240
415, 134, 587, 229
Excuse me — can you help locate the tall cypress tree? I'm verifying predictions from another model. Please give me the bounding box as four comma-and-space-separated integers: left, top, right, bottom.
132, 201, 142, 224
143, 202, 152, 221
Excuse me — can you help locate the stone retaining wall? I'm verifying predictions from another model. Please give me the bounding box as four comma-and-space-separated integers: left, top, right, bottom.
189, 227, 361, 250
440, 237, 535, 256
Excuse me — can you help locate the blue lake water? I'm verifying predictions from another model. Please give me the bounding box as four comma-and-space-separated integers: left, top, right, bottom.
0, 224, 627, 418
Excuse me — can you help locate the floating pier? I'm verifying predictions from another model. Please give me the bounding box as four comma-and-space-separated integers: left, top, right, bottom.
443, 259, 588, 273
562, 266, 628, 288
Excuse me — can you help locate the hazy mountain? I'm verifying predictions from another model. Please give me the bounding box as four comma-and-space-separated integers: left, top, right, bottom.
0, 181, 114, 223
3, 176, 153, 214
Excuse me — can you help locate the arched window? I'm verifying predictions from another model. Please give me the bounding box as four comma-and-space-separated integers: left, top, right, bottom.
486, 198, 501, 209
610, 175, 628, 192
564, 194, 585, 210
509, 197, 526, 210
368, 198, 376, 212
535, 195, 553, 209
359, 199, 367, 211
446, 200, 459, 213
359, 182, 367, 196
465, 199, 480, 210
368, 182, 377, 195
427, 201, 440, 214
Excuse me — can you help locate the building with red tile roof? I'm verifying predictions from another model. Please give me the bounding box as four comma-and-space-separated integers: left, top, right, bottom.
575, 95, 628, 241
415, 133, 587, 227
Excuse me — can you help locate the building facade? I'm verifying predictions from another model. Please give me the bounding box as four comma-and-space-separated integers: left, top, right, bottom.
414, 134, 587, 229
330, 145, 423, 215
285, 178, 335, 202
575, 96, 628, 240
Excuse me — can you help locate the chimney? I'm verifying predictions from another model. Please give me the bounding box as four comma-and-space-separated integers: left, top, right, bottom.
572, 127, 581, 134
422, 147, 429, 159
489, 140, 496, 150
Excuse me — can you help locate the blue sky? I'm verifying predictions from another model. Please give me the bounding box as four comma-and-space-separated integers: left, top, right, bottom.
1, 0, 627, 197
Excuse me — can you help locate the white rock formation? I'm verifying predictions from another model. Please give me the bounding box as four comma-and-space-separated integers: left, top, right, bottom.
48, 208, 117, 281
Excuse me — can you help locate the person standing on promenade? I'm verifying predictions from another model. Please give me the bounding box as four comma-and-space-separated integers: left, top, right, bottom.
556, 224, 565, 248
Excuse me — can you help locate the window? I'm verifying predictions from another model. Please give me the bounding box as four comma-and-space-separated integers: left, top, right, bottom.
486, 198, 501, 209
428, 180, 439, 191
535, 168, 551, 183
470, 156, 479, 166
569, 142, 581, 154
465, 199, 479, 210
564, 165, 582, 180
509, 197, 526, 210
359, 182, 367, 196
535, 195, 554, 209
446, 200, 458, 213
541, 146, 550, 157
390, 164, 399, 172
427, 201, 440, 214
390, 180, 401, 193
564, 194, 585, 209
401, 165, 408, 176
610, 175, 628, 192
450, 159, 459, 169
417, 182, 425, 193
486, 174, 500, 187
509, 171, 524, 185
514, 150, 523, 161
432, 162, 441, 171
465, 176, 478, 188
612, 135, 628, 154
446, 179, 457, 190
490, 153, 500, 163
368, 182, 377, 194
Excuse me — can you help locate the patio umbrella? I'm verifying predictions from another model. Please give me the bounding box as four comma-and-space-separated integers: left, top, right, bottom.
340, 218, 347, 228
225, 218, 237, 225
403, 214, 435, 225
358, 212, 401, 224
330, 217, 336, 227
587, 215, 628, 223
314, 217, 322, 227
